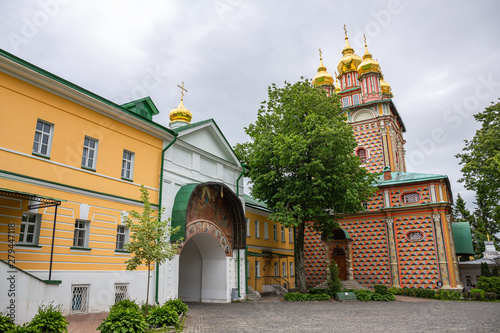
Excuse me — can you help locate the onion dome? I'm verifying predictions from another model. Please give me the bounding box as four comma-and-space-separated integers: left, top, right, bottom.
380, 76, 393, 97
169, 98, 192, 125
312, 53, 334, 87
357, 42, 381, 77
337, 33, 362, 76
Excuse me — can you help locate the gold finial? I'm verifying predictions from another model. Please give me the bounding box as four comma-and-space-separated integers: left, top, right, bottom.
319, 47, 323, 60
363, 33, 367, 46
177, 82, 188, 101
343, 24, 347, 37
487, 234, 490, 241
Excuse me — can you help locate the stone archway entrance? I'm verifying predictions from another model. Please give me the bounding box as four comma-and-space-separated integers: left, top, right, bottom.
324, 228, 353, 281
178, 233, 227, 302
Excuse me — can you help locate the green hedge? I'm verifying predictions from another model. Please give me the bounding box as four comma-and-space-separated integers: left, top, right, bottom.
284, 292, 330, 301
477, 276, 500, 294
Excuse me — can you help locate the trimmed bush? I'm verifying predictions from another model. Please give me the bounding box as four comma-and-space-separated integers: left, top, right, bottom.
354, 289, 373, 302
328, 262, 342, 293
98, 307, 148, 333
28, 303, 69, 333
373, 284, 388, 295
308, 288, 329, 295
388, 287, 402, 295
372, 292, 395, 302
470, 288, 485, 301
284, 292, 330, 301
146, 304, 179, 329
166, 298, 188, 315
477, 276, 500, 294
436, 289, 462, 301
485, 292, 498, 301
109, 298, 140, 313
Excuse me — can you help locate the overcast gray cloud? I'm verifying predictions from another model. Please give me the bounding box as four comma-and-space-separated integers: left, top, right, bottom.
1, 0, 499, 209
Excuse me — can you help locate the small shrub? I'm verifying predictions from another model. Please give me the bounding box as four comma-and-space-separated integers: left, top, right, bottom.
485, 292, 497, 301
284, 292, 330, 301
166, 298, 189, 315
109, 298, 140, 312
373, 285, 388, 295
307, 294, 330, 301
28, 303, 69, 333
146, 304, 179, 329
481, 262, 491, 277
7, 323, 39, 333
98, 308, 148, 333
477, 276, 500, 294
308, 288, 329, 295
436, 289, 461, 301
327, 262, 342, 293
355, 289, 373, 302
0, 313, 16, 332
372, 292, 395, 302
284, 292, 306, 301
470, 288, 485, 301
388, 287, 402, 295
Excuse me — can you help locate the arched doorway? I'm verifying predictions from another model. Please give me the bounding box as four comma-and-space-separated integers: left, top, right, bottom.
178, 233, 227, 302
332, 247, 347, 280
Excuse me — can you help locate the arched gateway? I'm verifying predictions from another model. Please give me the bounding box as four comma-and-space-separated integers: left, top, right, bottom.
171, 182, 246, 302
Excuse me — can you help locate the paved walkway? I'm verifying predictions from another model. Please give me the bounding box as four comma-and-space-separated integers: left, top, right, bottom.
66, 296, 500, 332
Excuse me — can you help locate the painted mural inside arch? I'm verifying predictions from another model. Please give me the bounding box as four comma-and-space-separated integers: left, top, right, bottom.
186, 185, 233, 255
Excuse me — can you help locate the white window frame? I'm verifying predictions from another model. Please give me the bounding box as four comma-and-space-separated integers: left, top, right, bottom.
255, 260, 260, 278
246, 218, 250, 237
264, 221, 269, 240
282, 262, 287, 277
18, 213, 41, 245
254, 220, 260, 238
73, 220, 90, 248
121, 150, 135, 180
274, 262, 279, 277
32, 119, 54, 157
116, 225, 129, 250
290, 262, 294, 276
273, 224, 278, 241
352, 94, 360, 105
71, 284, 89, 314
281, 226, 285, 242
289, 228, 293, 243
342, 96, 350, 107
114, 283, 128, 303
82, 136, 98, 170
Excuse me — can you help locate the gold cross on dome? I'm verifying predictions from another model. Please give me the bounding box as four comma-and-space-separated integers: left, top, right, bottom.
343, 24, 347, 37
177, 82, 188, 100
364, 33, 367, 45
318, 47, 323, 59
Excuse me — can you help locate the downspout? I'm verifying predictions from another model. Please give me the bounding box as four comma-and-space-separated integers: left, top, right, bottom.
245, 246, 249, 295
235, 164, 246, 298
155, 133, 178, 305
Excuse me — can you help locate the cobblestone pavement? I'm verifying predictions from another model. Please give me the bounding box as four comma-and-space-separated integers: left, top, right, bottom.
183, 299, 500, 333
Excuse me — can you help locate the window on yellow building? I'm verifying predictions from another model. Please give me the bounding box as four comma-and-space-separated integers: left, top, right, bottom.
274, 262, 279, 277
82, 136, 98, 170
255, 260, 260, 278
116, 225, 129, 250
254, 220, 260, 238
289, 228, 293, 243
264, 221, 269, 240
273, 224, 278, 241
246, 218, 250, 237
282, 262, 287, 277
290, 262, 294, 276
281, 226, 285, 242
73, 220, 90, 248
121, 150, 135, 180
18, 213, 41, 245
32, 119, 54, 157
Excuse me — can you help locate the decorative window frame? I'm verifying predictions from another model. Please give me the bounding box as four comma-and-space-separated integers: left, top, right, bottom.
355, 147, 369, 164
405, 230, 425, 242
400, 191, 421, 205
352, 109, 376, 122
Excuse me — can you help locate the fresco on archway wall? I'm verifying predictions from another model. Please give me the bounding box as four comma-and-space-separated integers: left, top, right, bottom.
186, 185, 233, 255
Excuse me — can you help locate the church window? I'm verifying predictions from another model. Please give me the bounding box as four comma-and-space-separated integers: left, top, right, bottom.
342, 97, 350, 107
352, 94, 360, 105
405, 230, 424, 242
401, 192, 420, 204
347, 73, 351, 86
357, 148, 367, 164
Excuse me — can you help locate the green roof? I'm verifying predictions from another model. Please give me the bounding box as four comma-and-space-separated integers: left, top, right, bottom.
452, 222, 475, 255
121, 97, 160, 121
376, 171, 448, 186
244, 194, 271, 212
170, 184, 198, 242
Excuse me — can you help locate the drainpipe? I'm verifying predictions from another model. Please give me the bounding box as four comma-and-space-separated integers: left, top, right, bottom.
155, 133, 178, 305
245, 246, 249, 295
235, 164, 245, 298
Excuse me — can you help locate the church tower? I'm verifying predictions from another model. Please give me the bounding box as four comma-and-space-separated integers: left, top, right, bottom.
315, 28, 406, 173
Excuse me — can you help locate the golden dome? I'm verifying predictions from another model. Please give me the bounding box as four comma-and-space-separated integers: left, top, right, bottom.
357, 42, 381, 77
169, 98, 192, 124
337, 35, 362, 76
312, 56, 334, 87
380, 76, 393, 97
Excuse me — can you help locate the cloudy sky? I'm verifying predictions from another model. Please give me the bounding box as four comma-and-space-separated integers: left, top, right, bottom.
1, 0, 499, 208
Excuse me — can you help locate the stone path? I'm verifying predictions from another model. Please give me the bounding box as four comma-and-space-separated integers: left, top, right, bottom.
66, 296, 500, 332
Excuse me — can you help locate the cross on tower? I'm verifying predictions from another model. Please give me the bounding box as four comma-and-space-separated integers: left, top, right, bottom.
318, 47, 322, 60
177, 82, 188, 101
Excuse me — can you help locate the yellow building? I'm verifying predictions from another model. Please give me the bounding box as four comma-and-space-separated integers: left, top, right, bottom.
0, 49, 175, 322
244, 194, 295, 294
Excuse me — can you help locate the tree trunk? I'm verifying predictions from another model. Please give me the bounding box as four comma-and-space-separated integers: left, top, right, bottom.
146, 264, 150, 315
296, 220, 307, 293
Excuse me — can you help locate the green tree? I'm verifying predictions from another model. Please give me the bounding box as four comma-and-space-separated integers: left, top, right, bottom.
456, 100, 500, 243
235, 79, 377, 292
123, 186, 181, 314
